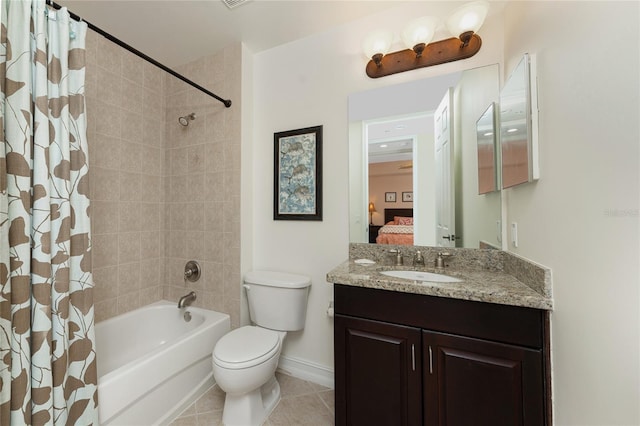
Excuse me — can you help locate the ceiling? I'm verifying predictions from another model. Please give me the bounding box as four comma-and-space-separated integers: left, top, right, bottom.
368, 114, 431, 164
56, 0, 409, 68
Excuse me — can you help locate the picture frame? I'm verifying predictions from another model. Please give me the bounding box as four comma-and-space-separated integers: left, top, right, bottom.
274, 125, 323, 221
385, 192, 396, 203
402, 191, 413, 202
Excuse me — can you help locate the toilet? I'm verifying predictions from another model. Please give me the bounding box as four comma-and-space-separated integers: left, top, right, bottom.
212, 270, 311, 426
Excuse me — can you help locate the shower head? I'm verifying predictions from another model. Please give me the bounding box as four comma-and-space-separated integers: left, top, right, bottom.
178, 112, 196, 126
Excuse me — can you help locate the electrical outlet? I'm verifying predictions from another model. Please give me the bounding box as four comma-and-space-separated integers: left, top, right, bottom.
511, 222, 518, 247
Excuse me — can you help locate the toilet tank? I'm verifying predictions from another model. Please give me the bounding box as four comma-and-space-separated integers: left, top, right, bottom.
244, 271, 311, 331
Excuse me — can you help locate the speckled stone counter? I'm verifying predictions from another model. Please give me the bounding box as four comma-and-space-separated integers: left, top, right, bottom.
327, 244, 553, 310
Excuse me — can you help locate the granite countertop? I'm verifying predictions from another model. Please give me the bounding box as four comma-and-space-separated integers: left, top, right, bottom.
327, 259, 553, 311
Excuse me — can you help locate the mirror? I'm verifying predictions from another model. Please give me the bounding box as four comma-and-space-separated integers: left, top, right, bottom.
476, 102, 499, 194
349, 64, 503, 249
500, 53, 539, 188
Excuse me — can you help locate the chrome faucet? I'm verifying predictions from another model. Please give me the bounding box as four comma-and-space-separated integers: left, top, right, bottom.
435, 252, 452, 269
389, 249, 403, 266
178, 291, 196, 308
413, 250, 425, 267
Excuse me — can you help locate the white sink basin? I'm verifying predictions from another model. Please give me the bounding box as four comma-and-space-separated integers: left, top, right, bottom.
380, 270, 462, 283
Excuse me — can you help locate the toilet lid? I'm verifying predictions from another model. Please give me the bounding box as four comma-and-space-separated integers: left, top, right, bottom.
213, 326, 280, 369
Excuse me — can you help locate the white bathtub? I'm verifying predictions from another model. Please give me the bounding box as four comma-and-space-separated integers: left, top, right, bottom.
96, 301, 230, 425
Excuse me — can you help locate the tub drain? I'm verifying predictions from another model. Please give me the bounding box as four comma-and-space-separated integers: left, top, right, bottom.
183, 311, 192, 322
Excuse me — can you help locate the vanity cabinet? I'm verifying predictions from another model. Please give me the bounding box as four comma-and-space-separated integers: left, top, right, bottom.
335, 315, 423, 426
334, 284, 550, 426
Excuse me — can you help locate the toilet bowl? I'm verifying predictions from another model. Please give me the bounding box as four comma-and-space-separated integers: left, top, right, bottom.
211, 271, 311, 426
212, 326, 286, 426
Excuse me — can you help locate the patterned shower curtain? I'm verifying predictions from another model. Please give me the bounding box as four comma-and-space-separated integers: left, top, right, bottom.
0, 0, 98, 424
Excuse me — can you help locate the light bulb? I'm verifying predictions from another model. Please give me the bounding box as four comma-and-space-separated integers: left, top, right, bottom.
362, 30, 394, 65
401, 16, 439, 55
445, 1, 489, 38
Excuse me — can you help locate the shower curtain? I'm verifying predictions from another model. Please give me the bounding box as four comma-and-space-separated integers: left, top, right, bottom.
0, 0, 98, 424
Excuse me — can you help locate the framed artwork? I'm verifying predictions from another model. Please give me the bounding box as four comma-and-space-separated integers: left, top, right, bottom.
402, 191, 413, 202
385, 192, 396, 203
274, 125, 323, 221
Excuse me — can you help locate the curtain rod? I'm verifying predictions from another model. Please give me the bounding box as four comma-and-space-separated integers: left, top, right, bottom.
46, 0, 232, 108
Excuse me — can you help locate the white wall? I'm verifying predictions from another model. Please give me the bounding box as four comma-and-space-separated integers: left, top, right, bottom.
250, 2, 503, 378
502, 2, 639, 424
249, 1, 640, 422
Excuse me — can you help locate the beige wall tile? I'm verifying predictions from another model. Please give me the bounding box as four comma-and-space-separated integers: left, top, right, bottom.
96, 36, 122, 71
142, 118, 164, 148
140, 174, 163, 202
120, 141, 143, 172
143, 61, 164, 91
90, 133, 120, 170
92, 200, 120, 235
170, 147, 188, 176
204, 202, 224, 232
121, 112, 144, 143
118, 231, 141, 263
97, 67, 122, 107
119, 171, 142, 201
203, 231, 224, 262
141, 146, 162, 175
91, 167, 120, 201
143, 88, 164, 122
93, 265, 119, 302
122, 50, 144, 85
204, 143, 224, 173
118, 261, 141, 295
185, 231, 204, 260
91, 39, 241, 323
95, 298, 118, 322
118, 202, 141, 232
140, 231, 161, 260
186, 174, 205, 202
117, 290, 141, 314
92, 233, 119, 269
121, 79, 143, 114
94, 100, 122, 138
140, 203, 161, 232
186, 144, 205, 173
139, 286, 162, 304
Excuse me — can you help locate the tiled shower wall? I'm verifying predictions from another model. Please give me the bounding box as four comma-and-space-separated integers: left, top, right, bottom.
86, 29, 241, 327
162, 47, 242, 328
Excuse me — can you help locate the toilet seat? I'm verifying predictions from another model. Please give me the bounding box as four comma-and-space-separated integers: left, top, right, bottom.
213, 326, 280, 370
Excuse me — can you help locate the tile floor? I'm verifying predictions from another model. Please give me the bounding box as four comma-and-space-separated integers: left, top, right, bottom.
170, 372, 335, 425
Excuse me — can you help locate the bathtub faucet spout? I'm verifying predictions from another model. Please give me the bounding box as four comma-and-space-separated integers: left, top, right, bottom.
178, 291, 197, 309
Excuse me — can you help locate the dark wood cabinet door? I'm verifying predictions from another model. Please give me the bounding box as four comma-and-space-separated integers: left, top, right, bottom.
335, 314, 422, 426
423, 330, 544, 426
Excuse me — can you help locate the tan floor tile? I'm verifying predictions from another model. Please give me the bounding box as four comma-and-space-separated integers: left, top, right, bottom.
170, 414, 198, 426
276, 372, 317, 398
278, 394, 333, 425
197, 410, 224, 426
317, 390, 335, 415
195, 385, 226, 413
172, 373, 335, 426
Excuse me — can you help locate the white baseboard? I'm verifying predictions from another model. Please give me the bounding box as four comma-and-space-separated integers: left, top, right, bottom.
277, 355, 334, 389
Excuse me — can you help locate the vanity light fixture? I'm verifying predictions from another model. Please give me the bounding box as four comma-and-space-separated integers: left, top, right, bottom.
363, 1, 489, 78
